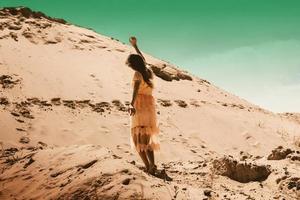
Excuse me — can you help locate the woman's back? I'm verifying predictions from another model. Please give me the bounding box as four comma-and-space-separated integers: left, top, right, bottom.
132, 71, 153, 95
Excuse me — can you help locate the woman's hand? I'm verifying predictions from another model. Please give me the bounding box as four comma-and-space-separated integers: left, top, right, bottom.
129, 36, 137, 46
129, 36, 145, 61
128, 105, 136, 116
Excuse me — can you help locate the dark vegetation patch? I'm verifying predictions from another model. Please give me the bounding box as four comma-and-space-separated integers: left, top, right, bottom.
0, 7, 67, 24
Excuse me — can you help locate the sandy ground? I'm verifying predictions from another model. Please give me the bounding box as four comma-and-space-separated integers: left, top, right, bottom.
1, 7, 300, 200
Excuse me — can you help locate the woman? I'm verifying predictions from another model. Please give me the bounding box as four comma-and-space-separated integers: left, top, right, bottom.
126, 36, 160, 175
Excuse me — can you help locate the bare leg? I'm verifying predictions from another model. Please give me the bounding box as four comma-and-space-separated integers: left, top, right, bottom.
146, 150, 155, 166
138, 151, 149, 171
146, 150, 156, 174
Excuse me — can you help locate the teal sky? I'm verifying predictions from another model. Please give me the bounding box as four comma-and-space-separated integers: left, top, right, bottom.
1, 0, 300, 112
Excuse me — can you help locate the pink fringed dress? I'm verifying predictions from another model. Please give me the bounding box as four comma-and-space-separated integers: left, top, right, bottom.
130, 71, 160, 152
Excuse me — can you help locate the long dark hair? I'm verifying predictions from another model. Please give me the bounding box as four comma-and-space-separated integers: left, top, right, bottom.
126, 54, 153, 88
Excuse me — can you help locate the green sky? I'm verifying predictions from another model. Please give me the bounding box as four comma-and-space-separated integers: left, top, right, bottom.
1, 0, 300, 112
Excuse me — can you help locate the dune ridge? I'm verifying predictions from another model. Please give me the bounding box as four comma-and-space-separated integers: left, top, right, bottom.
0, 7, 300, 200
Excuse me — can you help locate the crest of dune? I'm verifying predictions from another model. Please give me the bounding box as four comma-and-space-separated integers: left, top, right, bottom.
0, 7, 300, 200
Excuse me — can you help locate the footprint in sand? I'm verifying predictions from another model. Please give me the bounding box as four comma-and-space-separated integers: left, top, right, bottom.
88, 92, 95, 97
90, 74, 102, 88
62, 128, 71, 132
180, 137, 188, 144
98, 126, 110, 134
242, 131, 253, 140
190, 100, 200, 107
241, 132, 259, 147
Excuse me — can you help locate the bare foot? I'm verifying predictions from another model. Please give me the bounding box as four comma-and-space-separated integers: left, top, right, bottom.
156, 169, 173, 181
148, 164, 157, 175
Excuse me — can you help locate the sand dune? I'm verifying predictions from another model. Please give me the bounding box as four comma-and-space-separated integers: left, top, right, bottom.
0, 7, 300, 199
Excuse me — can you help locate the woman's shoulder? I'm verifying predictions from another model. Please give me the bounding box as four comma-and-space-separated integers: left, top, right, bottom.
146, 67, 154, 79
133, 71, 143, 81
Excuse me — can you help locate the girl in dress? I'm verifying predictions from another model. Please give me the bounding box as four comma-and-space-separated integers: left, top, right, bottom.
126, 36, 160, 175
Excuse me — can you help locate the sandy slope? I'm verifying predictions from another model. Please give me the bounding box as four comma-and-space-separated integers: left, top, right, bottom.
0, 7, 300, 200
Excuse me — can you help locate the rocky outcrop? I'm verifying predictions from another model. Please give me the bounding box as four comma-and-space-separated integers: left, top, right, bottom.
0, 7, 67, 24
213, 156, 271, 183
267, 146, 293, 160
0, 97, 9, 106
0, 75, 20, 89
148, 63, 192, 82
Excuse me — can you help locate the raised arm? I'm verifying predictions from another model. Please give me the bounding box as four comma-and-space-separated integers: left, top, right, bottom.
129, 36, 145, 61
